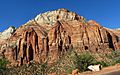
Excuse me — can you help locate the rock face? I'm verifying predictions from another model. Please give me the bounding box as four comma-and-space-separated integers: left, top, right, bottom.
35, 8, 84, 25
0, 26, 16, 57
0, 26, 15, 39
2, 21, 49, 65
1, 8, 120, 66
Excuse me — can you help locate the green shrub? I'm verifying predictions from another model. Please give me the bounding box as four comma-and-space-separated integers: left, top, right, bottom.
47, 50, 77, 75
0, 58, 9, 74
95, 61, 110, 67
0, 58, 9, 69
106, 50, 120, 65
74, 52, 97, 72
107, 50, 120, 59
3, 49, 120, 74
1, 61, 48, 75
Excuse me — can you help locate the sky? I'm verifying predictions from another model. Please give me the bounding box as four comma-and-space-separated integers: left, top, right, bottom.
0, 0, 120, 32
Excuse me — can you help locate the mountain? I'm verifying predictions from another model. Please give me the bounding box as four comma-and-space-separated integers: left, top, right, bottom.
0, 8, 120, 66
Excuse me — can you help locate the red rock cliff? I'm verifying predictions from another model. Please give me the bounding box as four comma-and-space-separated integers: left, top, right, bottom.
1, 8, 120, 66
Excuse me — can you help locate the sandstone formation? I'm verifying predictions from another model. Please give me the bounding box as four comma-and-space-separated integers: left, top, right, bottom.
0, 8, 120, 66
0, 26, 16, 58
0, 26, 15, 39
35, 8, 84, 25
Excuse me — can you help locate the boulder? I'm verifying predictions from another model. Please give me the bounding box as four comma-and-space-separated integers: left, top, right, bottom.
72, 69, 78, 75
88, 64, 102, 71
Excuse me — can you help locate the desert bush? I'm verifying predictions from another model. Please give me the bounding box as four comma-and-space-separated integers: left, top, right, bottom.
74, 52, 97, 72
0, 58, 9, 69
95, 61, 110, 67
106, 50, 120, 65
47, 49, 77, 75
1, 61, 48, 75
3, 52, 76, 75
0, 58, 9, 74
3, 49, 120, 75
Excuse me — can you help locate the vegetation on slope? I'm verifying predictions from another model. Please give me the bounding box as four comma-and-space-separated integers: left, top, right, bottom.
1, 49, 120, 75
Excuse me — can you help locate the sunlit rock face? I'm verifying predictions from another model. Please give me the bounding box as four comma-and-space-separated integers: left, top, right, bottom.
2, 21, 49, 66
0, 26, 15, 39
0, 26, 16, 56
1, 8, 120, 66
35, 8, 84, 25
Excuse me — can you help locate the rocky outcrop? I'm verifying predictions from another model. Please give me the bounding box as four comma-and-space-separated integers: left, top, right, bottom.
35, 8, 84, 25
1, 8, 120, 66
1, 21, 49, 66
0, 26, 16, 58
48, 20, 120, 52
0, 26, 15, 40
48, 21, 73, 63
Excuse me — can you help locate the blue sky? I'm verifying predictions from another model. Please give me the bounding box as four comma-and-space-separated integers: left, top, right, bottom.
0, 0, 120, 32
